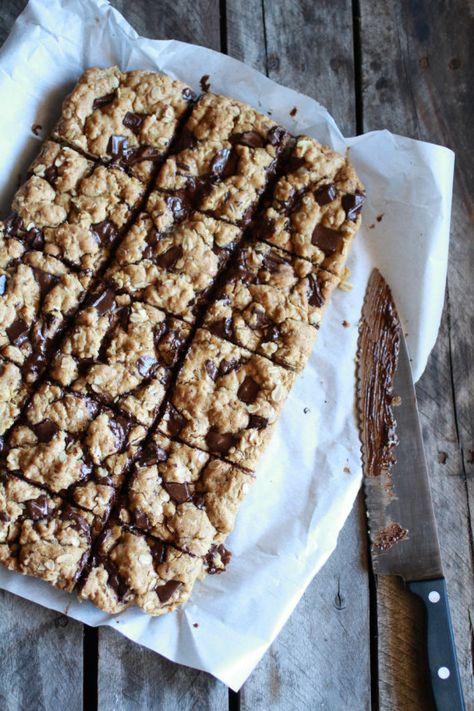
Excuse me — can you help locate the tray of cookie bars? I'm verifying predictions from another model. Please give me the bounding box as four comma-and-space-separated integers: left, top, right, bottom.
0, 65, 365, 615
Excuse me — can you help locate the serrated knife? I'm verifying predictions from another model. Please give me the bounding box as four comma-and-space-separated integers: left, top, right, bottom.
357, 269, 465, 711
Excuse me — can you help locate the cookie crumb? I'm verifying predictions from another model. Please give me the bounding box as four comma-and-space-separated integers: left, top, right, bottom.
342, 320, 349, 328
376, 213, 384, 223
200, 74, 210, 92
193, 622, 199, 628
31, 124, 42, 136
437, 451, 448, 464
303, 407, 310, 414
343, 466, 351, 474
289, 107, 297, 117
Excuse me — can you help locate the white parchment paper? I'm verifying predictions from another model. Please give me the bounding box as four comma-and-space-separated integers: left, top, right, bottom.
0, 0, 454, 690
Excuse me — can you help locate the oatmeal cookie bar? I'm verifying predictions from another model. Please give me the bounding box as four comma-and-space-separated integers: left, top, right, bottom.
4, 382, 145, 519
53, 67, 195, 182
80, 521, 203, 615
0, 251, 90, 383
105, 192, 242, 323
160, 329, 295, 469
50, 288, 190, 426
204, 241, 338, 370
6, 142, 145, 274
257, 135, 365, 275
0, 472, 100, 591
118, 432, 253, 556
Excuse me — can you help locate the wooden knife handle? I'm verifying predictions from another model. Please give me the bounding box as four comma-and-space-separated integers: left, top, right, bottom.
407, 578, 465, 711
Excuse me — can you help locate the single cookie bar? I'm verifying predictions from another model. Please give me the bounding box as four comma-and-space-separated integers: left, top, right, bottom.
80, 521, 203, 615
160, 329, 295, 469
8, 142, 145, 274
4, 382, 146, 519
204, 241, 338, 370
182, 92, 289, 149
0, 358, 29, 436
118, 432, 253, 556
53, 67, 195, 182
257, 135, 365, 275
0, 252, 90, 383
106, 195, 241, 323
50, 288, 190, 426
0, 472, 100, 590
155, 136, 286, 227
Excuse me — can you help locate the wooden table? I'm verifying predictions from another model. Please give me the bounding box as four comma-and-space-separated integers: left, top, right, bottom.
0, 1, 472, 709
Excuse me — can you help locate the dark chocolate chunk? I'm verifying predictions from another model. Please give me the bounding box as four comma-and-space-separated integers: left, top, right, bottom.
4, 213, 23, 237
155, 245, 183, 271
90, 288, 116, 315
33, 419, 59, 443
6, 318, 30, 346
165, 404, 185, 436
133, 508, 151, 530
43, 164, 59, 186
62, 508, 91, 538
31, 267, 58, 297
342, 192, 365, 221
22, 351, 46, 380
230, 131, 265, 148
209, 148, 239, 178
0, 511, 9, 523
286, 155, 306, 172
262, 250, 286, 273
182, 87, 196, 101
26, 227, 44, 250
150, 539, 166, 565
107, 135, 129, 160
156, 328, 187, 368
205, 543, 232, 575
83, 396, 100, 418
97, 553, 129, 599
80, 460, 94, 479
122, 145, 161, 165
165, 195, 188, 221
311, 224, 344, 254
156, 580, 182, 603
200, 74, 210, 92
0, 274, 7, 295
263, 324, 280, 342
205, 360, 219, 381
247, 414, 268, 429
267, 126, 288, 146
163, 481, 192, 504
205, 427, 237, 454
123, 112, 147, 134
143, 227, 161, 259
109, 416, 131, 450
307, 273, 324, 307
90, 220, 117, 246
218, 358, 240, 376
172, 127, 195, 153
93, 93, 115, 110
314, 184, 337, 206
140, 443, 169, 467
237, 375, 259, 404
25, 495, 50, 521
137, 355, 157, 378
208, 318, 233, 340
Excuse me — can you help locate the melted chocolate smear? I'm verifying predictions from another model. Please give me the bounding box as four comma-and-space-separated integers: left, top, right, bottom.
247, 414, 268, 430
311, 224, 344, 254
43, 165, 59, 186
32, 268, 58, 298
218, 358, 240, 376
62, 508, 91, 538
6, 318, 30, 346
237, 375, 259, 404
314, 184, 337, 206
209, 148, 239, 178
123, 112, 147, 135
156, 579, 182, 603
358, 269, 400, 478
25, 494, 50, 521
209, 317, 233, 340
263, 324, 280, 342
125, 146, 162, 165
287, 155, 306, 173
205, 360, 219, 381
22, 351, 46, 380
140, 443, 169, 467
230, 131, 265, 148
205, 427, 237, 454
268, 126, 288, 146
172, 127, 195, 153
200, 74, 210, 92
0, 274, 7, 296
137, 355, 157, 378
26, 227, 44, 250
109, 416, 130, 450
90, 220, 117, 247
90, 288, 116, 315
33, 419, 59, 443
156, 328, 186, 368
342, 192, 365, 221
182, 87, 196, 101
307, 273, 324, 307
93, 93, 115, 111
165, 404, 185, 436
133, 508, 151, 530
150, 539, 166, 565
4, 213, 24, 237
164, 481, 192, 504
98, 553, 129, 600
155, 245, 183, 271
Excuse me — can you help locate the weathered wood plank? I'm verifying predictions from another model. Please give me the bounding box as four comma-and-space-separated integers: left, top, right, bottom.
0, 590, 83, 711
98, 627, 228, 711
0, 0, 27, 46
226, 4, 371, 708
359, 0, 474, 707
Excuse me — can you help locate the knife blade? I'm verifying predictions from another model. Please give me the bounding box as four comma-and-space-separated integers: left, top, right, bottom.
357, 268, 465, 711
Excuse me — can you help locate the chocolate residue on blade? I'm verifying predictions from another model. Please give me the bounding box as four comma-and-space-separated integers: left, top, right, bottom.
373, 521, 408, 551
357, 269, 400, 477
